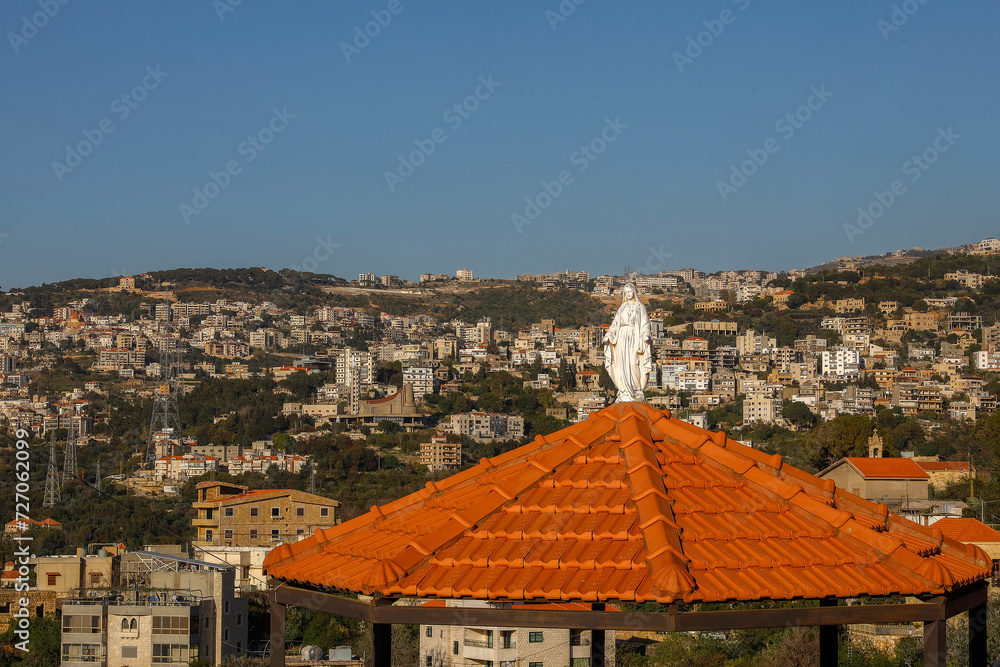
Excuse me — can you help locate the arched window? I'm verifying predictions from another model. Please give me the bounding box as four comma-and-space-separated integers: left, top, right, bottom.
121, 618, 129, 631
130, 618, 137, 631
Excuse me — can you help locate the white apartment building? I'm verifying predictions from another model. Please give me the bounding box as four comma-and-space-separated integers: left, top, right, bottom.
456, 268, 474, 281
419, 600, 615, 667
821, 348, 861, 377
403, 367, 435, 400
451, 412, 525, 441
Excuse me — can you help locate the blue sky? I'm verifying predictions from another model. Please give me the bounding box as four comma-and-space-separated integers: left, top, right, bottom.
1, 0, 998, 288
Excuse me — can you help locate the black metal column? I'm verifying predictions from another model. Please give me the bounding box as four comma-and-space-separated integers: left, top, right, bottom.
819, 598, 838, 667
970, 599, 988, 667
592, 602, 606, 667
373, 623, 392, 667
924, 619, 947, 667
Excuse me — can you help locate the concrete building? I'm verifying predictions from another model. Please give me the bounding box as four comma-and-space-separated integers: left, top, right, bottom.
191, 482, 339, 548
451, 412, 525, 441
418, 600, 615, 667
420, 435, 462, 472
821, 348, 861, 377
62, 551, 247, 666
403, 366, 435, 401
818, 458, 929, 502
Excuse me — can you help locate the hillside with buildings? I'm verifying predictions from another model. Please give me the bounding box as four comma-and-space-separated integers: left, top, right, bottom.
3, 238, 1000, 664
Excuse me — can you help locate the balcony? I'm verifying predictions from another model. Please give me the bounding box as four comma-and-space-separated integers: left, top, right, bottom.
192, 518, 218, 528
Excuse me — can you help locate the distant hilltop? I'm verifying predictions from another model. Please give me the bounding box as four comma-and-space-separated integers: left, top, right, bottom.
806, 238, 997, 274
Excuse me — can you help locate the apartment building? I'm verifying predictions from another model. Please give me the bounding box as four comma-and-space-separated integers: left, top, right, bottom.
451, 412, 525, 441
821, 348, 861, 377
419, 600, 615, 667
403, 366, 436, 400
191, 482, 339, 548
420, 435, 461, 471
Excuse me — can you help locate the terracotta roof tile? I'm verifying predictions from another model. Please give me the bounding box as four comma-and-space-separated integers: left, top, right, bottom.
264, 403, 991, 604
935, 518, 1000, 544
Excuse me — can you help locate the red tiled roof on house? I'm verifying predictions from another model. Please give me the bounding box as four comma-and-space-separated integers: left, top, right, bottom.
934, 518, 1000, 544
264, 403, 990, 604
845, 457, 930, 480
916, 461, 971, 473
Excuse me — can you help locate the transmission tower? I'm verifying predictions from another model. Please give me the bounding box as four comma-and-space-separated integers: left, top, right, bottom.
95, 460, 101, 492
309, 465, 316, 494
146, 303, 183, 465
63, 411, 78, 485
43, 429, 61, 507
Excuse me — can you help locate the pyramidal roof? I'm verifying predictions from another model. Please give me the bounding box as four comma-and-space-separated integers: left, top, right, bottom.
263, 403, 990, 604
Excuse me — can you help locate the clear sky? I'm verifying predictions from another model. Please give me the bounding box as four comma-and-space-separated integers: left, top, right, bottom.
1, 1, 997, 288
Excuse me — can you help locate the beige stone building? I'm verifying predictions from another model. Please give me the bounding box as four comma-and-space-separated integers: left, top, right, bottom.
420, 435, 462, 471
419, 600, 615, 667
818, 457, 929, 501
192, 482, 339, 548
61, 553, 247, 666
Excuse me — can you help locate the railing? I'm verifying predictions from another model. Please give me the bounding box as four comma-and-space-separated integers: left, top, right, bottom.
848, 624, 922, 637
570, 637, 592, 646
464, 639, 493, 649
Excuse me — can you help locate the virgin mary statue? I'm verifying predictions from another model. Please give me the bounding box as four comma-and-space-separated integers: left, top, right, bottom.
603, 283, 653, 403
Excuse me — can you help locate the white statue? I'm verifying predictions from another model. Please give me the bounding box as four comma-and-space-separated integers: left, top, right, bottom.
603, 283, 653, 403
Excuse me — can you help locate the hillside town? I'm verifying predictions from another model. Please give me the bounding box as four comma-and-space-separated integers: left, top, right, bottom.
4, 239, 1000, 665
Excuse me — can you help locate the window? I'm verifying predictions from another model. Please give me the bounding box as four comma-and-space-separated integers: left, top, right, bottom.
250, 507, 259, 517
224, 507, 233, 517
296, 506, 305, 517
63, 615, 101, 634
500, 630, 514, 649
297, 529, 304, 535
121, 618, 129, 632
529, 663, 543, 667
152, 644, 188, 664
453, 641, 459, 655
47, 573, 58, 586
224, 627, 230, 641
271, 529, 280, 541
570, 629, 584, 646
224, 529, 233, 540
271, 506, 280, 518
89, 573, 101, 585
529, 631, 544, 643
152, 616, 188, 635
236, 613, 242, 626
205, 529, 213, 542
425, 657, 432, 667
224, 601, 230, 614
249, 529, 258, 539
571, 660, 590, 667
426, 626, 433, 637
122, 646, 138, 659
62, 643, 100, 663
320, 507, 330, 517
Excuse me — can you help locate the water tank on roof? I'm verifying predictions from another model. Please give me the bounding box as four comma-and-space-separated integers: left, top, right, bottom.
330, 646, 353, 660
98, 548, 109, 557
300, 645, 323, 661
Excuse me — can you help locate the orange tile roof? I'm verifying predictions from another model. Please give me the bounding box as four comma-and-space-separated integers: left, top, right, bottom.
845, 458, 930, 480
916, 461, 971, 473
934, 518, 1000, 544
264, 403, 990, 604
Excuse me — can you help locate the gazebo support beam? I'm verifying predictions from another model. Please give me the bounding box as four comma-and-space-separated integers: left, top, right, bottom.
923, 618, 946, 667
373, 624, 391, 667
592, 602, 606, 667
268, 597, 285, 667
969, 597, 988, 667
818, 598, 838, 667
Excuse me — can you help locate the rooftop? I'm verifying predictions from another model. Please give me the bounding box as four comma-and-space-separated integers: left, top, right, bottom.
264, 403, 988, 604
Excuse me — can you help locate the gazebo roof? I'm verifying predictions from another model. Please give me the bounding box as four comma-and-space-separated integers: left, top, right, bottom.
263, 403, 990, 604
